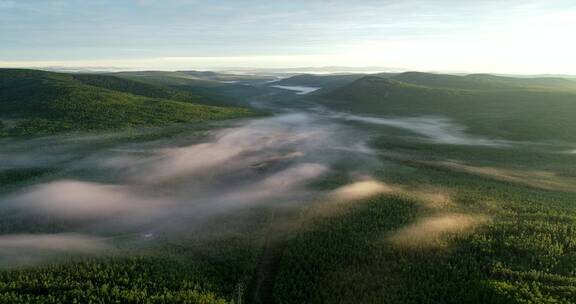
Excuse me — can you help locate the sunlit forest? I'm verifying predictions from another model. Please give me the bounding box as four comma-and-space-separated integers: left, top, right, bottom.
1, 1, 576, 303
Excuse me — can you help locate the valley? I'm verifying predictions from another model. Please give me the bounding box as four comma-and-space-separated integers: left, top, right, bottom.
0, 69, 575, 303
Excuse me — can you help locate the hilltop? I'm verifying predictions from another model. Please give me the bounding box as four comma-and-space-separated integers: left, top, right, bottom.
384, 71, 576, 90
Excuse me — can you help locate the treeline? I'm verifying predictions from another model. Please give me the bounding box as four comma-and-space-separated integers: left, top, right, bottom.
0, 256, 230, 304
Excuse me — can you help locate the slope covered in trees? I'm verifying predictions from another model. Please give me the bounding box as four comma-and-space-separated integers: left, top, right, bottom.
0, 69, 254, 137
385, 71, 576, 90
72, 73, 213, 104
322, 74, 576, 141
110, 70, 272, 106
272, 165, 576, 303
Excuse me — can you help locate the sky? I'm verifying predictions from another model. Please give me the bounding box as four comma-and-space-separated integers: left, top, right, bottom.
0, 0, 575, 74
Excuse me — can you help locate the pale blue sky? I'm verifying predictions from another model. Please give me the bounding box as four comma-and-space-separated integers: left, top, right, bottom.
1, 0, 575, 73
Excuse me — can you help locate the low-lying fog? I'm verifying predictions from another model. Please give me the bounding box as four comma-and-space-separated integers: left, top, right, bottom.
319, 110, 507, 146
0, 90, 509, 265
270, 85, 321, 95
0, 112, 376, 265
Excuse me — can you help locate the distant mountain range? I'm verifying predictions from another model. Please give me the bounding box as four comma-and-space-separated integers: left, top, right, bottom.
34, 66, 576, 79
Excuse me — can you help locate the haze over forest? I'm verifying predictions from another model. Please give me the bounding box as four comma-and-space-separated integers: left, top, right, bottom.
1, 1, 575, 303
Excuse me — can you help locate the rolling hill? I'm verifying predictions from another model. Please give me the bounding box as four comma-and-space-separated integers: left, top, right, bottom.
109, 71, 224, 87
385, 71, 576, 90
271, 71, 576, 93
109, 70, 271, 106
72, 73, 214, 104
0, 69, 254, 137
321, 73, 576, 142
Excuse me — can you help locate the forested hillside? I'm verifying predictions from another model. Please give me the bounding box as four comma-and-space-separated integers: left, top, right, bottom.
384, 71, 576, 90
72, 74, 214, 104
322, 73, 576, 141
0, 69, 254, 137
110, 70, 271, 106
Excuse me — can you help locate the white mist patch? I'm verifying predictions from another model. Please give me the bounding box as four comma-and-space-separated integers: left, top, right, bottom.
305, 179, 396, 220
211, 163, 328, 208
125, 114, 336, 183
13, 180, 170, 219
409, 190, 453, 209
142, 142, 247, 182
388, 213, 488, 248
260, 163, 327, 190
271, 85, 321, 95
334, 113, 506, 146
329, 180, 394, 201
